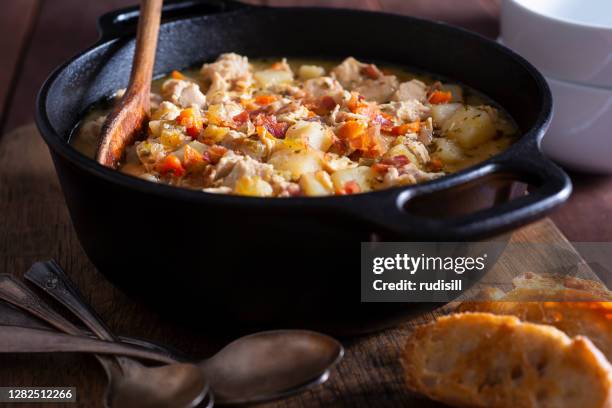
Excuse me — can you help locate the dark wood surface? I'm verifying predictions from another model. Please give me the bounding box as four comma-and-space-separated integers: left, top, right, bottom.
0, 1, 610, 407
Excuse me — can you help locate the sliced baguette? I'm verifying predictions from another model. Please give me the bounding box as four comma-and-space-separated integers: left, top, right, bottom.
512, 272, 612, 301
459, 299, 612, 362
459, 273, 612, 361
402, 312, 612, 408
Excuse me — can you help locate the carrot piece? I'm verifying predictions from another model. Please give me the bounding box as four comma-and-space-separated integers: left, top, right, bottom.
428, 90, 452, 104
429, 157, 443, 171
391, 120, 420, 135
347, 93, 368, 114
337, 121, 368, 150
271, 61, 284, 70
171, 70, 186, 80
255, 95, 278, 105
158, 155, 185, 177
177, 107, 203, 138
203, 145, 227, 164
183, 145, 206, 172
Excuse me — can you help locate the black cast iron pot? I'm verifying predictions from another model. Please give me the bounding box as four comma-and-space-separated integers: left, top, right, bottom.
36, 0, 571, 334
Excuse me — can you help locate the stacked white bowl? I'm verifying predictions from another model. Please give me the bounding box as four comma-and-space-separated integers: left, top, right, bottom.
501, 0, 612, 173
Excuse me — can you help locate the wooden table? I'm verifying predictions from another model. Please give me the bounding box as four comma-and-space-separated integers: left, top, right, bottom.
0, 1, 611, 407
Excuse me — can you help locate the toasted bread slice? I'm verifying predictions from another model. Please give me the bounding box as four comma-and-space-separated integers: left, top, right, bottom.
460, 274, 612, 361
459, 300, 612, 362
512, 272, 612, 301
402, 313, 612, 408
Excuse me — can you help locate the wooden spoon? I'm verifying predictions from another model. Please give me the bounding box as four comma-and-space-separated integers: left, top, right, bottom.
96, 0, 163, 168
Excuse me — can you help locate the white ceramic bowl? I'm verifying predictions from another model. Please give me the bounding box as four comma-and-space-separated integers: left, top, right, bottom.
501, 0, 612, 87
542, 76, 612, 173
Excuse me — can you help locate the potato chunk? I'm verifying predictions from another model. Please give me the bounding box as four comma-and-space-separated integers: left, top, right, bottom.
430, 103, 462, 127
298, 65, 325, 80
442, 106, 496, 149
383, 144, 418, 165
254, 69, 293, 88
234, 176, 273, 197
268, 149, 322, 180
300, 171, 334, 196
331, 166, 373, 193
432, 138, 463, 163
285, 121, 333, 151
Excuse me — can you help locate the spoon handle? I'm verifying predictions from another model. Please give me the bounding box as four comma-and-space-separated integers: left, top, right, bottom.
0, 325, 174, 364
25, 261, 116, 341
25, 261, 180, 367
0, 274, 122, 378
0, 274, 81, 335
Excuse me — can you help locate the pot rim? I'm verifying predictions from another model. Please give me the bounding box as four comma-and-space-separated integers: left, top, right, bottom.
34, 4, 559, 215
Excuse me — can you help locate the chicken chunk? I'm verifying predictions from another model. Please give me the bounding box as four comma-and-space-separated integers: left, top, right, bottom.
353, 75, 399, 103
206, 72, 230, 105
380, 100, 430, 123
161, 79, 206, 108
380, 163, 442, 188
393, 79, 428, 102
302, 77, 345, 103
331, 57, 365, 88
201, 53, 252, 89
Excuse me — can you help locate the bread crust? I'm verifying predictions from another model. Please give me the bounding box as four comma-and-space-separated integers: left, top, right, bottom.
402, 313, 612, 408
460, 273, 612, 361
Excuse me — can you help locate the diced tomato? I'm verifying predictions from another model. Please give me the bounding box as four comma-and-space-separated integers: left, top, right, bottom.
345, 180, 361, 194
391, 120, 420, 136
254, 94, 277, 105
158, 155, 185, 177
319, 96, 337, 111
339, 180, 361, 195
372, 163, 391, 173
232, 110, 249, 128
177, 107, 203, 138
252, 114, 289, 138
373, 113, 395, 132
382, 155, 410, 167
428, 90, 452, 104
361, 64, 381, 80
171, 70, 186, 80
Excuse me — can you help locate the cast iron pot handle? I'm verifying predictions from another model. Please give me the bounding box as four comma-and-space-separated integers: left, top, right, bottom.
357, 143, 572, 241
97, 0, 251, 41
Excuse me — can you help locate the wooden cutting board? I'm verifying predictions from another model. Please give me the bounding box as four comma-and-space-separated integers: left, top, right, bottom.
0, 124, 602, 408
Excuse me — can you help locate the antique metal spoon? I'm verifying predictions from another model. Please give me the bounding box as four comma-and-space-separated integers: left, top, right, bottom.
0, 274, 208, 408
9, 261, 344, 405
96, 0, 162, 168
0, 325, 342, 406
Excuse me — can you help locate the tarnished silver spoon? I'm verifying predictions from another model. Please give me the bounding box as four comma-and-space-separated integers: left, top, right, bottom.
0, 274, 208, 408
26, 261, 343, 405
0, 326, 343, 406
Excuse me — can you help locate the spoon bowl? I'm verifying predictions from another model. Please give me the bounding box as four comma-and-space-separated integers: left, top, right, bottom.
7, 261, 344, 406
201, 329, 344, 405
